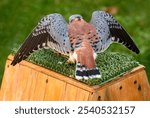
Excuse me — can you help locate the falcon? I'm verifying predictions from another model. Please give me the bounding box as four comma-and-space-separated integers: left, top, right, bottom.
11, 11, 140, 80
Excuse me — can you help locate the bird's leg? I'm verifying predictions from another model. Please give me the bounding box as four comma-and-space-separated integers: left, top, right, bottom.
56, 52, 62, 56
66, 58, 75, 64
66, 53, 76, 64
52, 50, 69, 59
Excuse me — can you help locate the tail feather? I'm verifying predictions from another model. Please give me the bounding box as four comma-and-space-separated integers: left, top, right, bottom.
75, 63, 101, 80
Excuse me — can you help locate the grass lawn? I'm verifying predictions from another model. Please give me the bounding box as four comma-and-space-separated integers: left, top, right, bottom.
0, 0, 150, 85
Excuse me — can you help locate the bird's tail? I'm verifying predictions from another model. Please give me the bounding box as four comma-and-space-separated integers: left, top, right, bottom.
75, 62, 101, 80
73, 43, 102, 80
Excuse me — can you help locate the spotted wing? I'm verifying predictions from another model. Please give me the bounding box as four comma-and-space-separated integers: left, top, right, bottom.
90, 11, 140, 54
11, 13, 71, 66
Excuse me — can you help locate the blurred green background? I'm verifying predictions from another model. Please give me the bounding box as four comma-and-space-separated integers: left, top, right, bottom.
0, 0, 150, 85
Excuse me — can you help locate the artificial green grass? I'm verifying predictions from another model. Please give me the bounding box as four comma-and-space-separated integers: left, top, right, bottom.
12, 47, 139, 85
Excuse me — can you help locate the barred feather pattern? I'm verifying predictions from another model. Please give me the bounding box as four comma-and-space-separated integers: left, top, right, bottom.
11, 13, 71, 66
90, 11, 140, 54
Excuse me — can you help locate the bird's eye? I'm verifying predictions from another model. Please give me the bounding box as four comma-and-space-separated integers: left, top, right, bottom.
77, 16, 81, 20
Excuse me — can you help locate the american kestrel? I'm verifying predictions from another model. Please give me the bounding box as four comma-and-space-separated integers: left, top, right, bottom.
11, 11, 140, 80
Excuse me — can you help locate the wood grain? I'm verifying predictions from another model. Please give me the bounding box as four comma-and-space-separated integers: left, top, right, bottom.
97, 68, 150, 100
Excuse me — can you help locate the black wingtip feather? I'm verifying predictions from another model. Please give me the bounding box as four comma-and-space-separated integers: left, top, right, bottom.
11, 32, 50, 66
11, 61, 16, 66
11, 61, 18, 66
110, 28, 140, 54
134, 47, 140, 54
11, 53, 27, 66
11, 57, 21, 66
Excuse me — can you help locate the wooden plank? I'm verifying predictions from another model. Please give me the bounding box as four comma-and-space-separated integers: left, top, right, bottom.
97, 68, 150, 100
31, 73, 47, 101
63, 84, 78, 100
12, 64, 30, 100
44, 76, 66, 101
0, 60, 9, 100
21, 69, 38, 100
28, 70, 38, 100
101, 76, 139, 100
88, 92, 99, 101
75, 88, 90, 100
0, 60, 15, 100
136, 70, 150, 100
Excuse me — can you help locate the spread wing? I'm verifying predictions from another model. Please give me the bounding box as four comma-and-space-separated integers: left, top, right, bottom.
11, 13, 71, 66
90, 11, 140, 54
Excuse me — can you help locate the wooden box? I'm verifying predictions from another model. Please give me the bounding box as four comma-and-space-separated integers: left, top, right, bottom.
0, 54, 150, 101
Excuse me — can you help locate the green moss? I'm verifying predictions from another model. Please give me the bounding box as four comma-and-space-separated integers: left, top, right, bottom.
12, 47, 139, 85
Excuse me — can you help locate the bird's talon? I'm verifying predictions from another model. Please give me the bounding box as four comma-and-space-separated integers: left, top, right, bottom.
66, 59, 74, 64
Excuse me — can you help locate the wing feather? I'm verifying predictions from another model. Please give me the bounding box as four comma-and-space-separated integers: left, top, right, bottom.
90, 11, 140, 54
11, 13, 71, 66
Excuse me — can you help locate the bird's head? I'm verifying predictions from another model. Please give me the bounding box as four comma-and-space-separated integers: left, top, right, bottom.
69, 14, 83, 23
